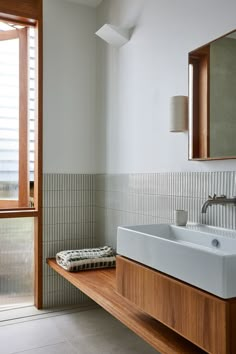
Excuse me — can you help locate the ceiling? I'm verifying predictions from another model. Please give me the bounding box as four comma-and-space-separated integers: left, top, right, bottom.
66, 0, 103, 7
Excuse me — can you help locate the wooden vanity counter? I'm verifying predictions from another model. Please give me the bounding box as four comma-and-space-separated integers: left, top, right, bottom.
116, 255, 236, 354
47, 258, 206, 354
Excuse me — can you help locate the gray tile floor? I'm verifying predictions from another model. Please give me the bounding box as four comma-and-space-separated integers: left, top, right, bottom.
0, 308, 159, 354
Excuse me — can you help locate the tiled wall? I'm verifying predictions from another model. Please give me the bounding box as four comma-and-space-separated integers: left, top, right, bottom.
43, 171, 236, 307
94, 172, 236, 248
43, 174, 95, 307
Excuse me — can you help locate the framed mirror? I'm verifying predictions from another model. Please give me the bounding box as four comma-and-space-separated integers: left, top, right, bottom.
188, 29, 236, 160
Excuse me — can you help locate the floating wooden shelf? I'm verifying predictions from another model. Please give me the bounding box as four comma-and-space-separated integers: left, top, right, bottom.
47, 258, 206, 354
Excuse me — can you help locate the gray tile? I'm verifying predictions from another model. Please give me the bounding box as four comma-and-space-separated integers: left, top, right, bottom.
0, 308, 159, 354
0, 317, 65, 354
94, 174, 106, 191
52, 309, 127, 340
69, 327, 159, 354
42, 173, 96, 307
43, 171, 236, 307
16, 341, 77, 354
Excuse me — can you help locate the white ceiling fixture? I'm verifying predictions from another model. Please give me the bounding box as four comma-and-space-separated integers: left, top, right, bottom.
65, 0, 103, 8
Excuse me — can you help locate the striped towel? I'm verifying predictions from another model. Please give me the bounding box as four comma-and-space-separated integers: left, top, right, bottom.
56, 246, 116, 272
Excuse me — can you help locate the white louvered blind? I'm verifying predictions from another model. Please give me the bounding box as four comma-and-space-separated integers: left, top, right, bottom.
0, 25, 35, 202
29, 27, 35, 183
0, 36, 19, 200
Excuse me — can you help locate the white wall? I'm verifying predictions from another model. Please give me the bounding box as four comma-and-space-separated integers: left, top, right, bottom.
43, 0, 97, 173
96, 0, 236, 173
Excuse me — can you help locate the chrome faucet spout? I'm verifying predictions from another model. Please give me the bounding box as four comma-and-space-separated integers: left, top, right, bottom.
201, 194, 236, 214
201, 200, 211, 214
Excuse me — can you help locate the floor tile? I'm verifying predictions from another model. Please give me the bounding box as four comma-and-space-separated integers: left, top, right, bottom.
52, 308, 126, 340
0, 304, 98, 327
0, 318, 65, 354
0, 308, 159, 354
69, 328, 159, 354
15, 341, 77, 354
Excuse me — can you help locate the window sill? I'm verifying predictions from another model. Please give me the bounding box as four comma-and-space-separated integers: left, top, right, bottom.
0, 209, 38, 218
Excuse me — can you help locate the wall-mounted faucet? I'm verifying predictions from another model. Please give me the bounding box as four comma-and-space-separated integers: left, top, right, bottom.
201, 194, 236, 213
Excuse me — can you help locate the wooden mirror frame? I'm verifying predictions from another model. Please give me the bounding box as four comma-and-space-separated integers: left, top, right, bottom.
188, 29, 236, 161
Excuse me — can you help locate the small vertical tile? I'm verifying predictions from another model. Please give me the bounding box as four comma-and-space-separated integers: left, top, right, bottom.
43, 171, 236, 308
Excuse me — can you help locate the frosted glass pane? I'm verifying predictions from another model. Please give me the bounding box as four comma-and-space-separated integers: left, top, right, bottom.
0, 218, 34, 309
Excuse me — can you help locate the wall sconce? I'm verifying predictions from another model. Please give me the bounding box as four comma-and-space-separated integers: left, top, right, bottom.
95, 24, 130, 48
169, 96, 188, 132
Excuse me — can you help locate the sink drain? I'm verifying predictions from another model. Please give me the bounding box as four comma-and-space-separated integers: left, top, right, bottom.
212, 239, 220, 248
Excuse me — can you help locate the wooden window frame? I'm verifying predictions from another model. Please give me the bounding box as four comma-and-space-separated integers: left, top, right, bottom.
0, 28, 29, 209
0, 0, 42, 309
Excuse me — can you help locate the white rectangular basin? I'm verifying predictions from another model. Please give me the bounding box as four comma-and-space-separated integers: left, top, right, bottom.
117, 224, 236, 299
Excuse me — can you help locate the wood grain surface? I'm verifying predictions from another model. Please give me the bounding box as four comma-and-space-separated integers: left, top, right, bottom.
47, 258, 207, 354
0, 0, 42, 22
116, 255, 236, 354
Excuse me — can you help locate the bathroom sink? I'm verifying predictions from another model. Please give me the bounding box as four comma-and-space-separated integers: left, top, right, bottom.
117, 224, 236, 299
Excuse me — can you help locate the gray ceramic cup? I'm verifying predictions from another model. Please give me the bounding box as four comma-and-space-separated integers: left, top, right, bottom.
174, 210, 188, 226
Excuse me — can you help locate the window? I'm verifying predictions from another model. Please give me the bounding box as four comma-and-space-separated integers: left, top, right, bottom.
0, 0, 43, 310
0, 21, 35, 209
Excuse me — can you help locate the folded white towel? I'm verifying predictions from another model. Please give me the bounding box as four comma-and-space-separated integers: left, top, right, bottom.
56, 246, 116, 272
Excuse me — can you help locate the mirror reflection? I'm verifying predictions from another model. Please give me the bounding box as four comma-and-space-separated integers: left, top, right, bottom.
188, 30, 236, 160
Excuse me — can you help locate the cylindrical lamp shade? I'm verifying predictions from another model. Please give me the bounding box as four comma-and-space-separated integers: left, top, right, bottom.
169, 96, 188, 132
